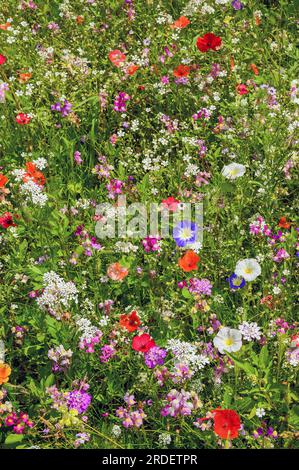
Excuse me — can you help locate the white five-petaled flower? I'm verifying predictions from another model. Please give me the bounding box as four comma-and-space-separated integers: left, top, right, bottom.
256, 408, 266, 418
213, 327, 242, 354
234, 258, 261, 282
221, 163, 246, 180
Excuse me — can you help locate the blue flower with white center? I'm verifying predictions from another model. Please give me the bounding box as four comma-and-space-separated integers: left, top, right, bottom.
173, 220, 198, 247
227, 273, 246, 289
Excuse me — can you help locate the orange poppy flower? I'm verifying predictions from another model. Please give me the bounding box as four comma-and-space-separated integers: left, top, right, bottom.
230, 56, 235, 71
76, 16, 84, 24
250, 63, 259, 75
107, 262, 129, 281
126, 65, 139, 76
0, 22, 11, 31
23, 162, 46, 186
18, 72, 32, 83
178, 250, 200, 272
170, 16, 190, 29
0, 174, 8, 188
119, 310, 141, 332
278, 217, 291, 229
0, 363, 11, 385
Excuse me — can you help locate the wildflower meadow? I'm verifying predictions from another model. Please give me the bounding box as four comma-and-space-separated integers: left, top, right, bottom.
0, 0, 298, 453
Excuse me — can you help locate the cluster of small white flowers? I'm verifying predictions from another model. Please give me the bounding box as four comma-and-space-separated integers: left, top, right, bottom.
11, 168, 26, 182
166, 339, 210, 371
182, 0, 204, 16
239, 322, 262, 341
20, 179, 48, 207
201, 4, 215, 15
158, 433, 172, 446
33, 158, 48, 170
115, 241, 139, 253
75, 315, 100, 342
111, 425, 122, 438
37, 271, 78, 314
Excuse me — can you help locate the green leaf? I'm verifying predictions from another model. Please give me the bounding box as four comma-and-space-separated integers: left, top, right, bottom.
227, 353, 257, 377
5, 434, 24, 445
288, 406, 299, 428
259, 346, 270, 370
181, 287, 193, 299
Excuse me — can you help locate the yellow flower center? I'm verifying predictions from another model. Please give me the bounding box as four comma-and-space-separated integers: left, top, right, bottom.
224, 338, 233, 347
244, 268, 253, 274
181, 228, 192, 240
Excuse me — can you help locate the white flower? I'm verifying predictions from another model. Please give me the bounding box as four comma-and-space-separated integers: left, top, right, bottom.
256, 408, 266, 418
221, 163, 246, 180
235, 258, 261, 281
239, 322, 262, 341
213, 327, 242, 354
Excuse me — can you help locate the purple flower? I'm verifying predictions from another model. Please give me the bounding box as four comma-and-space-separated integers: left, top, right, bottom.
144, 346, 167, 369
67, 390, 92, 414
51, 99, 72, 117
231, 0, 244, 10
74, 151, 82, 165
113, 92, 130, 112
188, 278, 213, 296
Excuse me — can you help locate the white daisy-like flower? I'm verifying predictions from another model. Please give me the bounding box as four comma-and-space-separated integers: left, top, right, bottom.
221, 163, 246, 180
234, 258, 261, 281
213, 327, 242, 354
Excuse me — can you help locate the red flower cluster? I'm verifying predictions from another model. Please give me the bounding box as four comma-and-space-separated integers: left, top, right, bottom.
196, 33, 222, 53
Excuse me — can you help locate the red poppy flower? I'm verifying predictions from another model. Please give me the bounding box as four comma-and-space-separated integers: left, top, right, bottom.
23, 162, 45, 186
0, 174, 8, 188
196, 33, 222, 53
173, 65, 190, 78
0, 212, 16, 229
278, 217, 291, 229
178, 250, 200, 272
15, 113, 31, 125
213, 409, 241, 440
161, 196, 179, 212
236, 84, 249, 95
0, 54, 7, 65
108, 49, 126, 67
120, 310, 141, 332
132, 333, 156, 353
170, 16, 190, 29
126, 65, 139, 76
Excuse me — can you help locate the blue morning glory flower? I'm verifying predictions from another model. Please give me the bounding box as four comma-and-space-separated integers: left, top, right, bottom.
227, 273, 246, 289
173, 220, 198, 247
